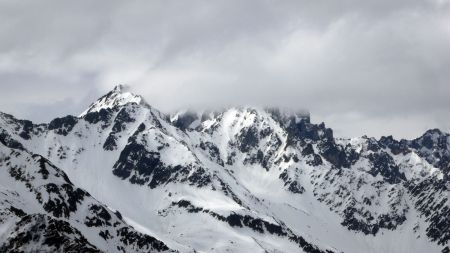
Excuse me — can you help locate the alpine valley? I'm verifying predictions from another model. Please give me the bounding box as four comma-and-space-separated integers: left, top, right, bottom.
0, 85, 449, 253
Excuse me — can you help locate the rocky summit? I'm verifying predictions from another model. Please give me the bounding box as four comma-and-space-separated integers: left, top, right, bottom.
0, 85, 449, 253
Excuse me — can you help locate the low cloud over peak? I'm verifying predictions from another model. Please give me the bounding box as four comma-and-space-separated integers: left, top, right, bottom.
0, 0, 449, 138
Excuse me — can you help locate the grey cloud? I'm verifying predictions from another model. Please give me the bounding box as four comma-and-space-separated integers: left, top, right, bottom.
0, 0, 449, 138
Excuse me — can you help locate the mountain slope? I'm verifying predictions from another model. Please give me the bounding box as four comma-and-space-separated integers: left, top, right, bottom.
0, 85, 449, 253
0, 130, 174, 252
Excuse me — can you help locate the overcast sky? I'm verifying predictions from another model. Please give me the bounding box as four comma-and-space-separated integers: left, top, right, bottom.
0, 0, 449, 138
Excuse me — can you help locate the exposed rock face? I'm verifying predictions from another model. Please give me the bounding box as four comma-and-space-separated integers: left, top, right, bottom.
0, 131, 174, 252
48, 116, 78, 136
0, 85, 449, 253
0, 214, 101, 253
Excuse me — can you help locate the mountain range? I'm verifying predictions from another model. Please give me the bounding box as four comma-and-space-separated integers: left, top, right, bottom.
0, 85, 449, 253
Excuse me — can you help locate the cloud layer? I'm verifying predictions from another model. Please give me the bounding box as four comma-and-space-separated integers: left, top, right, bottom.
0, 0, 449, 138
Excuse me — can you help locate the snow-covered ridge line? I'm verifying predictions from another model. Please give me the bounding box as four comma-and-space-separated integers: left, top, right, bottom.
1, 85, 449, 253
79, 84, 148, 117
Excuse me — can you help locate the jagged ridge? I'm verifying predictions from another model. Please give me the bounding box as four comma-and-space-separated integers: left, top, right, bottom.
0, 85, 448, 253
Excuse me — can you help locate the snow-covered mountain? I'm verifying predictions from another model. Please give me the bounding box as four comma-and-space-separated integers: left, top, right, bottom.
0, 85, 449, 253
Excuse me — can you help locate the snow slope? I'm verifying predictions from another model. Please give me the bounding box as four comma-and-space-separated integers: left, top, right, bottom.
0, 85, 449, 253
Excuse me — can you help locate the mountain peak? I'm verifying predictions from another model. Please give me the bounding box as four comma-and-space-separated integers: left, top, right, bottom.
79, 84, 147, 117
422, 128, 445, 137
